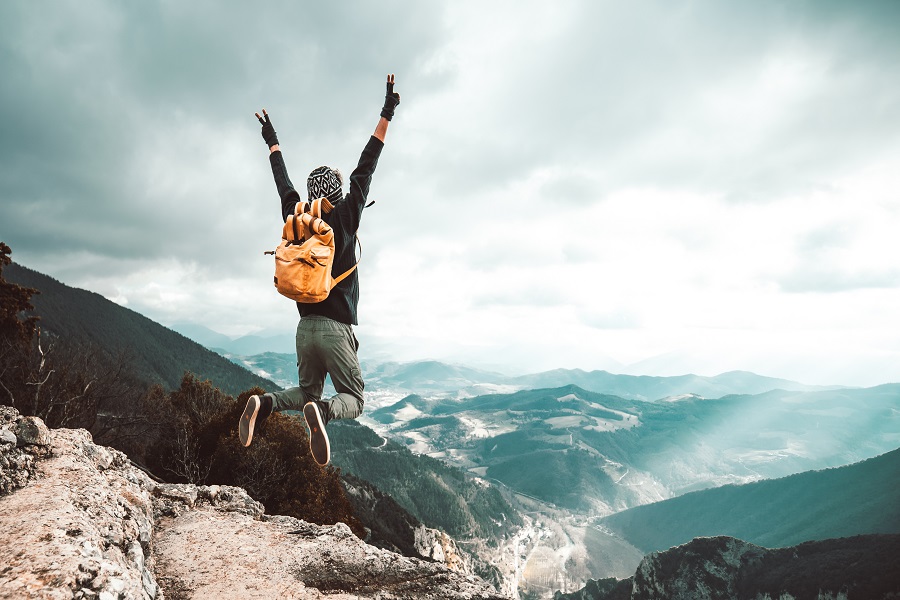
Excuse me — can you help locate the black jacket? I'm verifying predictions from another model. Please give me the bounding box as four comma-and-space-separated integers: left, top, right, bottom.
269, 135, 384, 325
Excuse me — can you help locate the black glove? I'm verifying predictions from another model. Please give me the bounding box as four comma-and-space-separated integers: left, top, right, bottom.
380, 74, 400, 121
256, 110, 279, 148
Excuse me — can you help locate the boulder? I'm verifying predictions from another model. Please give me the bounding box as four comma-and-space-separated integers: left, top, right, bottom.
13, 415, 51, 447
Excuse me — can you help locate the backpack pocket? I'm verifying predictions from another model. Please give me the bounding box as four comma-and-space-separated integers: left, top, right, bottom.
274, 241, 333, 303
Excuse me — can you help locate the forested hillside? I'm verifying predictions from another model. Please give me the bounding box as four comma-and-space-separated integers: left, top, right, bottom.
599, 447, 900, 552
328, 420, 522, 540
5, 262, 273, 395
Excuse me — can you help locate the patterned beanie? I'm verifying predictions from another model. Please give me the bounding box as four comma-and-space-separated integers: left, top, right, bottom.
307, 166, 344, 204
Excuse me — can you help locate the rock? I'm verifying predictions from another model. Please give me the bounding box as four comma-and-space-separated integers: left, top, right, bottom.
205, 485, 264, 517
197, 484, 220, 501
0, 429, 16, 445
0, 404, 17, 425
81, 440, 115, 470
0, 408, 38, 495
155, 483, 199, 507
13, 415, 51, 447
632, 536, 765, 600
0, 445, 34, 496
414, 524, 470, 572
152, 483, 265, 519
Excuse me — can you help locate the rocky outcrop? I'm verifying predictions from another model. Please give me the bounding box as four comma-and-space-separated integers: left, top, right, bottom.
0, 405, 50, 495
0, 418, 158, 600
0, 407, 508, 599
555, 534, 900, 600
632, 536, 767, 599
341, 472, 470, 572
154, 506, 500, 599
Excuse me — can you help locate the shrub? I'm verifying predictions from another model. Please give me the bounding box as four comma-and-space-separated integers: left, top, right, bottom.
139, 375, 363, 537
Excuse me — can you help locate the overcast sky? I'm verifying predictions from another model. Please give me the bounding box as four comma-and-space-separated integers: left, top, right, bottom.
2, 1, 899, 386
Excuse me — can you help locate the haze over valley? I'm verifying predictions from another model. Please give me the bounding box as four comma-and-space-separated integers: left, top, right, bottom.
5, 260, 899, 597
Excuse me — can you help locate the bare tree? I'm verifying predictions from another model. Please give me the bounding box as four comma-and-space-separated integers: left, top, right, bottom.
167, 424, 211, 484
17, 334, 139, 430
235, 447, 290, 500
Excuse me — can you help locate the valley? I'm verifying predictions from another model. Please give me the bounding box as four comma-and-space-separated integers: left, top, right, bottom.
226, 352, 900, 597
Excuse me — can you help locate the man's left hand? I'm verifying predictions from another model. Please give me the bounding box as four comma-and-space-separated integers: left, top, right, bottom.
380, 74, 400, 121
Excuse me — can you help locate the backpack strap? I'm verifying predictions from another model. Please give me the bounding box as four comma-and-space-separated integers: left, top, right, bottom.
332, 236, 362, 286
284, 200, 310, 243
304, 197, 359, 285
286, 214, 300, 243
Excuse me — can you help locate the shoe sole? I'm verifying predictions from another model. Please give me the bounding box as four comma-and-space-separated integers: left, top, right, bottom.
303, 403, 331, 466
239, 396, 260, 447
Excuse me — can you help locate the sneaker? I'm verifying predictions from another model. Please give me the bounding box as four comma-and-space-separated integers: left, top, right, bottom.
303, 402, 331, 466
239, 394, 272, 447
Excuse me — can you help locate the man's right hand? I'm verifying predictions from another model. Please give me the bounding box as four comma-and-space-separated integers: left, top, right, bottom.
255, 109, 279, 149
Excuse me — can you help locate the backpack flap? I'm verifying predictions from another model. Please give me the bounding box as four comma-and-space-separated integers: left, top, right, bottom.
312, 197, 334, 216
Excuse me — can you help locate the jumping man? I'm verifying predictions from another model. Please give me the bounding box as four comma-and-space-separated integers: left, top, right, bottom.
239, 74, 401, 466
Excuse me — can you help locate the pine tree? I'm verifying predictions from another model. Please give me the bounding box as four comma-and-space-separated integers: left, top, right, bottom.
0, 242, 39, 347
0, 242, 40, 409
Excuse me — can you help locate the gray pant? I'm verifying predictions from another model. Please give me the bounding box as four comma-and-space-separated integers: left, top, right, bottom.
269, 315, 365, 423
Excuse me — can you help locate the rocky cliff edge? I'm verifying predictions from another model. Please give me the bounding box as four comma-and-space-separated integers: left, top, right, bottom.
555, 533, 900, 600
0, 406, 506, 599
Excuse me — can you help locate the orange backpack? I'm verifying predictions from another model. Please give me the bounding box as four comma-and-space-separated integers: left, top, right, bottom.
271, 198, 360, 303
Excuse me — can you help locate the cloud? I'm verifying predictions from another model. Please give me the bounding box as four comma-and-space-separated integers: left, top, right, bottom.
2, 0, 900, 385
578, 307, 642, 330
0, 0, 449, 264
778, 267, 900, 293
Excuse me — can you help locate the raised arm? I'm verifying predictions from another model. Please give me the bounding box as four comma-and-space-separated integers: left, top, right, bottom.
255, 109, 301, 220
339, 74, 400, 231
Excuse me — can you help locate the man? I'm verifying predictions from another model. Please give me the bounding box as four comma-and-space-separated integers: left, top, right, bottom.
239, 74, 400, 466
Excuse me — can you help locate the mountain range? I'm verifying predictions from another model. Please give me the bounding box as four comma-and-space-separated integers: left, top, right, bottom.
357, 359, 837, 399
7, 260, 900, 597
171, 322, 296, 355
368, 383, 900, 514
214, 351, 842, 416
